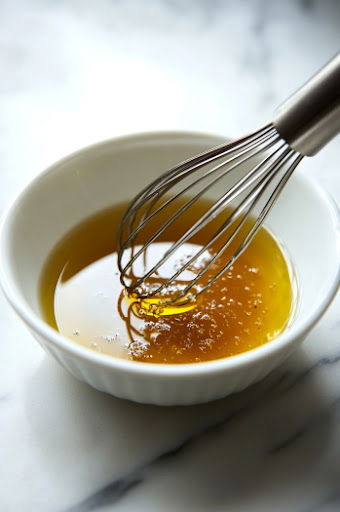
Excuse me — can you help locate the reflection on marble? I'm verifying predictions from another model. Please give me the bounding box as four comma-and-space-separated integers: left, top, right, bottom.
1, 0, 339, 510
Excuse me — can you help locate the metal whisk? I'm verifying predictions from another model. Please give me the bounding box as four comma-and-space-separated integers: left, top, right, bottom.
118, 53, 340, 305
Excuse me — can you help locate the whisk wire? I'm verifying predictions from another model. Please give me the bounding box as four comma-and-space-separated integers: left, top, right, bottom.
121, 125, 276, 233
119, 135, 286, 290
117, 128, 302, 303
184, 150, 302, 300
118, 125, 275, 240
118, 131, 281, 280
131, 145, 296, 301
194, 151, 304, 299
129, 128, 277, 239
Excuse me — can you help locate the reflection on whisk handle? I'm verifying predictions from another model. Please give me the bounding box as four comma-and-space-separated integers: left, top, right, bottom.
274, 52, 340, 156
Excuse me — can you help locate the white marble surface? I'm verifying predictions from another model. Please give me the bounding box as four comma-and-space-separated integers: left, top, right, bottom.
1, 0, 340, 510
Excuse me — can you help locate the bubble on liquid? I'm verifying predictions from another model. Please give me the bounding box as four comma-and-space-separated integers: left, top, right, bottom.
73, 329, 80, 336
129, 339, 150, 357
199, 338, 214, 351
252, 298, 263, 308
162, 323, 171, 332
97, 330, 120, 343
150, 331, 159, 341
104, 334, 118, 343
197, 313, 209, 321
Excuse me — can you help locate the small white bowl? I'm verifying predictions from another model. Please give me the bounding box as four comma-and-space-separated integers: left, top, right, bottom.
1, 131, 339, 405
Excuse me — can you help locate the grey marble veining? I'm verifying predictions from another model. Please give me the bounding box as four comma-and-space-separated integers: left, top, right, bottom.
1, 0, 340, 511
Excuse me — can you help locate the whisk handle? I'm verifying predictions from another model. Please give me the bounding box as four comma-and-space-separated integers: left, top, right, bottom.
273, 52, 340, 156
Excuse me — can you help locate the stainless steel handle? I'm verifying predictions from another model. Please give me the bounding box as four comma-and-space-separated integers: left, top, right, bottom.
273, 53, 340, 156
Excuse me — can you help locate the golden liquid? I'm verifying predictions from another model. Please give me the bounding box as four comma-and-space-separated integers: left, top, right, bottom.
39, 199, 294, 364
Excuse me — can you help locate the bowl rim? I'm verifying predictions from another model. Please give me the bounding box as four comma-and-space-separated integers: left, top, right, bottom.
1, 130, 340, 377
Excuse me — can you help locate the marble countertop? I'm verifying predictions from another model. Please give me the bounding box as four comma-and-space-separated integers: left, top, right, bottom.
1, 0, 340, 510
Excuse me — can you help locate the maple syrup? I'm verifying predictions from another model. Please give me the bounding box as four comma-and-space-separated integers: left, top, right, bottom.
40, 198, 294, 364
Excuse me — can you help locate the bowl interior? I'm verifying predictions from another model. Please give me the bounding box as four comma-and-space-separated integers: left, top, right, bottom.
1, 132, 339, 351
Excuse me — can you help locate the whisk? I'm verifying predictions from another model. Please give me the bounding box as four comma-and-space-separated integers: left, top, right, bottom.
118, 53, 340, 305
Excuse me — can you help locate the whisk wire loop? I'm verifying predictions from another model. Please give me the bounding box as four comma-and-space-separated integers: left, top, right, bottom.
119, 124, 275, 223
126, 127, 278, 246
118, 128, 281, 282
118, 126, 301, 298
125, 145, 297, 301
182, 151, 303, 301
117, 127, 303, 302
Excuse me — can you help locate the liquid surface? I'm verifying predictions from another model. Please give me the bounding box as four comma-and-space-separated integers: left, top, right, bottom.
40, 200, 294, 364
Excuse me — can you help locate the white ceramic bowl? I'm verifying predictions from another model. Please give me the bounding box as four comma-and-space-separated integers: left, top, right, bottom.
1, 131, 339, 405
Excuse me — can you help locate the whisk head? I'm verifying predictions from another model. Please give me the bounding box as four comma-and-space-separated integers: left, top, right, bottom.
117, 124, 303, 306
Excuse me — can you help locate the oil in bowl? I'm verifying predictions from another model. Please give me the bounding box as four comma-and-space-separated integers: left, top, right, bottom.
39, 198, 295, 364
